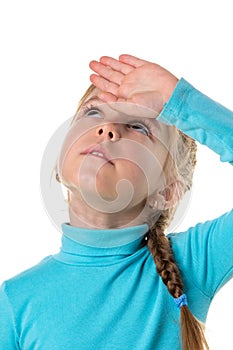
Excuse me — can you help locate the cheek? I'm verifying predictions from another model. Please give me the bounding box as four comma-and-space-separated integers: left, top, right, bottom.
116, 159, 164, 204
58, 119, 100, 178
115, 140, 168, 195
118, 161, 148, 199
59, 150, 81, 187
58, 136, 87, 187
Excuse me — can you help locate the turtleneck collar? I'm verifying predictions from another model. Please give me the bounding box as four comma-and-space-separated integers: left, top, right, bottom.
53, 223, 150, 266
61, 223, 149, 248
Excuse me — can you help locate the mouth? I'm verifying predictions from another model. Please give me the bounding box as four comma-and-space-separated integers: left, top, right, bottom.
80, 145, 114, 165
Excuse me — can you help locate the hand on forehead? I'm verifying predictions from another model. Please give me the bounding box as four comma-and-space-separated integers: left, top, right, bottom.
80, 93, 160, 120
89, 54, 178, 113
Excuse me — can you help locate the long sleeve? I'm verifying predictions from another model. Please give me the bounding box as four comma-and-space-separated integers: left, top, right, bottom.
158, 78, 233, 318
158, 78, 233, 165
0, 283, 19, 350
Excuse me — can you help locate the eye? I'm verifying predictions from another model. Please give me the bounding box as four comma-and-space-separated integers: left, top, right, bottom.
84, 107, 102, 118
127, 122, 150, 136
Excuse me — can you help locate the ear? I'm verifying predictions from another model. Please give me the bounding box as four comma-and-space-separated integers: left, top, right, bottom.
161, 180, 184, 210
149, 181, 184, 211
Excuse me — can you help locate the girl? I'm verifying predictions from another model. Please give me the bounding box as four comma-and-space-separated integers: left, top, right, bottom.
0, 54, 232, 350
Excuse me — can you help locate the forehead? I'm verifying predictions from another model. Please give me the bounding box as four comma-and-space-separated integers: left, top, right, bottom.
80, 89, 160, 125
79, 89, 175, 139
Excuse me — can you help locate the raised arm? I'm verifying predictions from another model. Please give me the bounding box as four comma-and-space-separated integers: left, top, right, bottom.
89, 54, 233, 164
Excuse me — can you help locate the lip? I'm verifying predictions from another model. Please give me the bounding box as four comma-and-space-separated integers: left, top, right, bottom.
80, 145, 114, 165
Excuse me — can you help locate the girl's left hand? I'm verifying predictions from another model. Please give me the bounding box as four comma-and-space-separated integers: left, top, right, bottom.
89, 54, 178, 115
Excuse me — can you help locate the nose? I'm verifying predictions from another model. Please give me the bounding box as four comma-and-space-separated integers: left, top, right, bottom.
96, 123, 121, 142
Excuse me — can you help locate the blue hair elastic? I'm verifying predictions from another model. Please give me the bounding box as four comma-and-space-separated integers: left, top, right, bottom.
174, 294, 188, 309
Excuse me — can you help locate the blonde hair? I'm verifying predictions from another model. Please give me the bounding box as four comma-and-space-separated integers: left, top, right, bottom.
58, 84, 209, 350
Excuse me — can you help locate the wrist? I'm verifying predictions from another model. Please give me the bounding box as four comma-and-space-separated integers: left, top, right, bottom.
164, 77, 179, 104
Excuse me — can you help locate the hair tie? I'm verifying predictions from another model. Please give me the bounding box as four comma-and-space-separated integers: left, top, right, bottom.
174, 294, 188, 308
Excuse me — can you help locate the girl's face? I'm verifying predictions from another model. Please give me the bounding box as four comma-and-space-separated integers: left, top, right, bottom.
58, 89, 174, 214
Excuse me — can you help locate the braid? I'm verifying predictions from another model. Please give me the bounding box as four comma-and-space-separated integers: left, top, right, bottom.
147, 224, 209, 350
147, 130, 209, 350
148, 226, 183, 298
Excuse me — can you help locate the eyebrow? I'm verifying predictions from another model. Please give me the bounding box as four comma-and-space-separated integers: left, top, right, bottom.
81, 96, 104, 109
80, 96, 162, 131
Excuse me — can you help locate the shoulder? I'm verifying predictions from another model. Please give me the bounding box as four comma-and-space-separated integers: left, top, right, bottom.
167, 209, 233, 297
168, 209, 233, 248
167, 209, 233, 267
1, 255, 56, 300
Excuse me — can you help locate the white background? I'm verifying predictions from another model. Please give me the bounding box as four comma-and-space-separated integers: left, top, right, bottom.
0, 1, 233, 349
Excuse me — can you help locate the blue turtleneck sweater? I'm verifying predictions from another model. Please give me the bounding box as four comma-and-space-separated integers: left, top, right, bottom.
0, 79, 233, 350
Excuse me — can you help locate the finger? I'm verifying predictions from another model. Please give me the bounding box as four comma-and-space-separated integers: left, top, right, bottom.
90, 74, 119, 96
119, 54, 149, 68
89, 60, 124, 85
99, 56, 134, 75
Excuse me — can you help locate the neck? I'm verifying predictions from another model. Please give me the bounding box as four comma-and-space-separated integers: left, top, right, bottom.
68, 193, 153, 229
